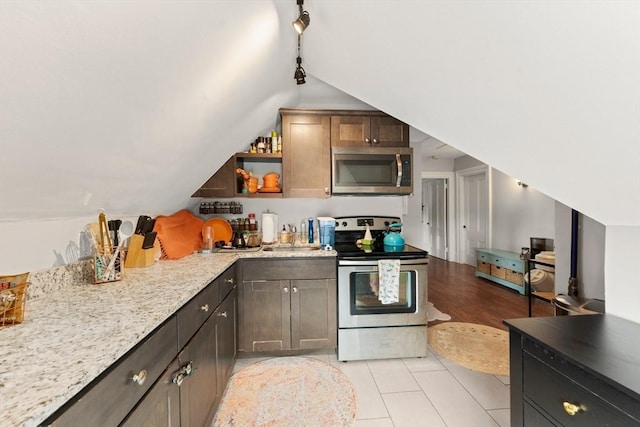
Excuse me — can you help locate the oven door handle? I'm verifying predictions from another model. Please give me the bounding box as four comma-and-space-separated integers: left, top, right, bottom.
338, 258, 428, 267
395, 153, 402, 187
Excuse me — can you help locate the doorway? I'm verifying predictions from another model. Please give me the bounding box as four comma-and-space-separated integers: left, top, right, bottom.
420, 172, 456, 262
422, 178, 448, 260
457, 166, 491, 266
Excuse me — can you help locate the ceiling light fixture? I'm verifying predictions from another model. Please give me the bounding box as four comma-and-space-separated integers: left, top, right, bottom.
292, 0, 310, 34
294, 35, 306, 85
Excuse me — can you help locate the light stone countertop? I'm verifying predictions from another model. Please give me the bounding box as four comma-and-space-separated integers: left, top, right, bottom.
0, 247, 335, 427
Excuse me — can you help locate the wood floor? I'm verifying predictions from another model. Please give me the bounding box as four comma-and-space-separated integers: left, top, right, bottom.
428, 256, 554, 331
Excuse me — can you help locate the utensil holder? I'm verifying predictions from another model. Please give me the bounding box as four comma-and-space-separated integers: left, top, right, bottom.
124, 234, 155, 268
94, 247, 122, 284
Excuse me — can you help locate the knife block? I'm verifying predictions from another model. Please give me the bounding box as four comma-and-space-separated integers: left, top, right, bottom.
125, 234, 155, 268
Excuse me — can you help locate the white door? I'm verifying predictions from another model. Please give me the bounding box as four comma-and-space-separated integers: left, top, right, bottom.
459, 170, 488, 266
422, 179, 447, 259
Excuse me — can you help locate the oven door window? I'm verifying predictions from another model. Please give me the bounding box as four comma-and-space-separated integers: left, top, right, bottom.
350, 270, 416, 314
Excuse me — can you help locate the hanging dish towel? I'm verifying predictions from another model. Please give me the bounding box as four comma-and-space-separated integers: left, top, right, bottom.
378, 259, 400, 304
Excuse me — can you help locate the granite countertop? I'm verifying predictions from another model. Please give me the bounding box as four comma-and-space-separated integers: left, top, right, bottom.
0, 247, 335, 427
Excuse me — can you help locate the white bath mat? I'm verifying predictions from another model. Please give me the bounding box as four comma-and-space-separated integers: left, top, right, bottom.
427, 301, 451, 322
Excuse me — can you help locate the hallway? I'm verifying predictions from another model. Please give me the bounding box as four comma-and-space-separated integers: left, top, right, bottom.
427, 256, 554, 330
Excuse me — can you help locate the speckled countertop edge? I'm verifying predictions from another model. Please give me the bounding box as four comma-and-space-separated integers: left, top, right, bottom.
0, 248, 335, 427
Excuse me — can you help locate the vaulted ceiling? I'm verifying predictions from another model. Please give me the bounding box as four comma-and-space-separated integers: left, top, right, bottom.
1, 1, 638, 228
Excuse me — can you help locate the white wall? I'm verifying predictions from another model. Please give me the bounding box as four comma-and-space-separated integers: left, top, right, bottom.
490, 169, 555, 253
303, 1, 639, 322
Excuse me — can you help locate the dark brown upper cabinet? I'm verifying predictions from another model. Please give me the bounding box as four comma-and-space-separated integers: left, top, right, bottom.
331, 112, 409, 147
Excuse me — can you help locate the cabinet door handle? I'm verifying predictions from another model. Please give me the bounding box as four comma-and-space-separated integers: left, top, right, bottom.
562, 401, 584, 416
172, 361, 194, 387
324, 187, 330, 195
283, 287, 289, 293
200, 304, 209, 312
131, 369, 147, 386
292, 286, 298, 293
218, 311, 228, 318
365, 138, 370, 144
372, 138, 378, 144
225, 278, 234, 284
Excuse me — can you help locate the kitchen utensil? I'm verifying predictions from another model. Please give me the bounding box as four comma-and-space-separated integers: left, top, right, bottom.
231, 230, 246, 248
202, 218, 233, 244
119, 220, 134, 245
134, 215, 146, 235
383, 222, 405, 251
142, 231, 157, 249
98, 212, 112, 254
261, 210, 278, 244
108, 219, 122, 246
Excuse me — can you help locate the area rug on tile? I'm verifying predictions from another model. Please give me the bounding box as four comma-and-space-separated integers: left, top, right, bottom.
426, 301, 451, 322
213, 356, 357, 427
427, 322, 509, 376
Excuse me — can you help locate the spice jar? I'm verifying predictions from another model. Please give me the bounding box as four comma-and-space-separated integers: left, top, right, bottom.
248, 213, 257, 231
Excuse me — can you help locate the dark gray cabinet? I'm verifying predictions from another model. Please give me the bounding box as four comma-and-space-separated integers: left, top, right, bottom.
505, 315, 640, 427
238, 258, 337, 353
191, 156, 236, 198
215, 286, 237, 405
120, 359, 181, 427
45, 266, 238, 427
46, 318, 178, 427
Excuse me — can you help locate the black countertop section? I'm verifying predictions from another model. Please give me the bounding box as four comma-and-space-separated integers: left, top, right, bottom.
504, 314, 640, 400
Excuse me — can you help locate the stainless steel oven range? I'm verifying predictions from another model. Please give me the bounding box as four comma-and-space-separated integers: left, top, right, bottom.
334, 216, 428, 361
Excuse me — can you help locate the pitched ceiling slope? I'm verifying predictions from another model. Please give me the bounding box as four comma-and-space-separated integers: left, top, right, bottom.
304, 1, 640, 227
0, 1, 299, 221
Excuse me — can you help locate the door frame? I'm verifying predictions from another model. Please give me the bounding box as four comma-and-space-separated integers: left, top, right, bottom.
421, 172, 456, 262
456, 165, 492, 265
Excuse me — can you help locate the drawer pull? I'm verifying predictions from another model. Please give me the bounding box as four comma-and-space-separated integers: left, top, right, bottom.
562, 401, 585, 416
131, 369, 147, 386
200, 304, 209, 312
218, 311, 228, 318
172, 361, 194, 386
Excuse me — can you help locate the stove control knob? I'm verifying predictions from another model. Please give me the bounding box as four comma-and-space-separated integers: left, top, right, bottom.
384, 221, 390, 227
341, 221, 348, 227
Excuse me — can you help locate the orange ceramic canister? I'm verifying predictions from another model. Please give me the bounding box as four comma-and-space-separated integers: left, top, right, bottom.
263, 172, 279, 188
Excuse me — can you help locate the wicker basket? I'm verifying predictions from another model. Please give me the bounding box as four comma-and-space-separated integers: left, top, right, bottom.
1, 272, 29, 327
477, 261, 491, 274
506, 269, 523, 285
490, 264, 507, 280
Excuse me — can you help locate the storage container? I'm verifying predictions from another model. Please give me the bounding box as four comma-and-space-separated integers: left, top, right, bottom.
490, 264, 506, 280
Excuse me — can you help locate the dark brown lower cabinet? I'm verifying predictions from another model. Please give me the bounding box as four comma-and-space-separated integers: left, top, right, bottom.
120, 359, 181, 427
121, 288, 237, 427
45, 271, 238, 427
238, 258, 337, 353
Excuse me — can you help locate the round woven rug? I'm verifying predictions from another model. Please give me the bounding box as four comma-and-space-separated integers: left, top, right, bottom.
213, 356, 357, 427
428, 322, 510, 376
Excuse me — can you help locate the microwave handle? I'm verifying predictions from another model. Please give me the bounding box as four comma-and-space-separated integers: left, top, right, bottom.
396, 153, 402, 187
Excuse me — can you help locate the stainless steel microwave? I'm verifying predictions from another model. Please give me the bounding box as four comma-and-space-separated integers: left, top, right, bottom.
332, 147, 413, 195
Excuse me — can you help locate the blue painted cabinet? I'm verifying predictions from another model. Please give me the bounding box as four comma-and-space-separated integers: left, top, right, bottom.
475, 248, 526, 294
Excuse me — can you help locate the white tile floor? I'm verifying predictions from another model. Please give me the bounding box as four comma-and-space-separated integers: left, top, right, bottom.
233, 345, 511, 427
